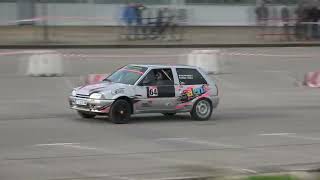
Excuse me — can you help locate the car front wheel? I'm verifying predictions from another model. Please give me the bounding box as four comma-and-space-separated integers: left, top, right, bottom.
190, 99, 213, 121
77, 111, 96, 119
109, 99, 131, 124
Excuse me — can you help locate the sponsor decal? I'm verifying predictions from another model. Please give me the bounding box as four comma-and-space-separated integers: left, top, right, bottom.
179, 85, 209, 102
100, 106, 111, 113
178, 74, 194, 80
123, 66, 147, 75
176, 102, 193, 110
123, 68, 144, 75
113, 88, 125, 95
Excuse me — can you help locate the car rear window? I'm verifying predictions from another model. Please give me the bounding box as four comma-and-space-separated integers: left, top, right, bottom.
176, 68, 207, 85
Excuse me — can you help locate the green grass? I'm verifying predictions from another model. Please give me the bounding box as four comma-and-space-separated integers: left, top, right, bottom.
245, 175, 298, 180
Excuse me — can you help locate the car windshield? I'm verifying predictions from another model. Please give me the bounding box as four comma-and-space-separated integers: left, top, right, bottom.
104, 66, 147, 85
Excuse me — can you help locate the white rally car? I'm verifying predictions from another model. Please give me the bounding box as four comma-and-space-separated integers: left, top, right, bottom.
69, 64, 219, 124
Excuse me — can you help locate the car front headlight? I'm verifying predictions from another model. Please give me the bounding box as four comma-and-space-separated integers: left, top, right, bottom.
71, 90, 77, 96
89, 93, 104, 99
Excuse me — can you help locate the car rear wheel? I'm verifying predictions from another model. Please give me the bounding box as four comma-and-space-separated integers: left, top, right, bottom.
162, 113, 176, 116
77, 111, 96, 119
190, 99, 212, 121
109, 99, 131, 124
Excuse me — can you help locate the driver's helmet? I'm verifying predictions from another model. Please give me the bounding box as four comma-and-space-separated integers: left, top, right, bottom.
155, 71, 164, 81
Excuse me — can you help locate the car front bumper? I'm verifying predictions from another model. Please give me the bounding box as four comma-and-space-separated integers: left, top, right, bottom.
69, 96, 114, 114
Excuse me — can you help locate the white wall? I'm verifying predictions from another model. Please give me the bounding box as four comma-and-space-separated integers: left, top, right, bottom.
43, 4, 258, 26
0, 3, 17, 25
42, 3, 122, 26
0, 3, 296, 26
187, 5, 256, 26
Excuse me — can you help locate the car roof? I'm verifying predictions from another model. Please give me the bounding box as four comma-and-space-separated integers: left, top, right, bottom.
128, 64, 199, 69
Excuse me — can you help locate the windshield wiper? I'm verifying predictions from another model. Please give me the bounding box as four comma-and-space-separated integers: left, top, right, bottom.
103, 78, 112, 82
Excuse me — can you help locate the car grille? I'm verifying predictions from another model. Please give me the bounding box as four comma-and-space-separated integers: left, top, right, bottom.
76, 104, 90, 108
76, 94, 89, 98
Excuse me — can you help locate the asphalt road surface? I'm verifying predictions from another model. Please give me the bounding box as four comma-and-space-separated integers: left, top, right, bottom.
1, 47, 320, 180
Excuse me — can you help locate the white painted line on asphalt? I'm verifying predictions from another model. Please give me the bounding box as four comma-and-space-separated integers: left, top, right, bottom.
140, 154, 207, 166
225, 166, 257, 174
34, 142, 218, 170
183, 139, 239, 148
62, 144, 105, 151
240, 168, 258, 174
34, 143, 111, 153
259, 133, 296, 136
263, 70, 290, 73
71, 172, 137, 180
111, 176, 136, 180
282, 134, 320, 141
113, 176, 136, 180
259, 133, 320, 141
156, 138, 240, 148
148, 176, 210, 180
34, 143, 80, 146
156, 138, 189, 141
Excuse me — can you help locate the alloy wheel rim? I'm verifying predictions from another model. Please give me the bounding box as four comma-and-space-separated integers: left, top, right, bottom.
196, 100, 211, 118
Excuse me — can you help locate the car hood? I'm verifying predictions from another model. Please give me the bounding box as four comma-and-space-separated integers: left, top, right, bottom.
76, 82, 128, 96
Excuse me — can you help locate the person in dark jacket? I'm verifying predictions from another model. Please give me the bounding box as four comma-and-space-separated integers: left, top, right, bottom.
255, 3, 269, 39
134, 3, 146, 39
308, 6, 319, 39
122, 3, 137, 39
151, 8, 164, 39
295, 2, 308, 40
281, 3, 291, 41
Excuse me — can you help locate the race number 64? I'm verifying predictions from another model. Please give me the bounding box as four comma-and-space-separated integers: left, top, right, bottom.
148, 87, 158, 97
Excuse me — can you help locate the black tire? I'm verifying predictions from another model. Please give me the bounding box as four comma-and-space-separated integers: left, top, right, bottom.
77, 111, 96, 119
109, 99, 131, 124
190, 99, 213, 121
162, 113, 176, 116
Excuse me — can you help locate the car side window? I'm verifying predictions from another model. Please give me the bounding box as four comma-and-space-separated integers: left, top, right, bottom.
176, 68, 207, 85
139, 68, 174, 86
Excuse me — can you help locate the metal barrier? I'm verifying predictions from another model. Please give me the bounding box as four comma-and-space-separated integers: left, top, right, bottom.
119, 17, 185, 41
257, 18, 320, 41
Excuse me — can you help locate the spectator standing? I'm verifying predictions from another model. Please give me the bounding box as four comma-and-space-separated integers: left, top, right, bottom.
255, 3, 269, 39
308, 6, 319, 39
295, 2, 308, 40
159, 8, 171, 40
166, 8, 178, 41
176, 8, 187, 41
135, 3, 146, 39
317, 7, 320, 39
122, 3, 137, 40
151, 8, 164, 39
144, 8, 154, 39
281, 3, 291, 41
302, 6, 311, 40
